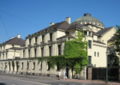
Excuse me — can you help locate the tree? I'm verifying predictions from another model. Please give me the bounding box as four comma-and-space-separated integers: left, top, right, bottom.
115, 26, 120, 56
64, 31, 88, 77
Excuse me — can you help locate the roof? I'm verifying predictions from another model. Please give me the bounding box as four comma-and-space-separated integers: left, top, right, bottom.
96, 27, 113, 36
74, 13, 104, 28
42, 21, 69, 31
93, 40, 106, 45
3, 37, 25, 46
108, 35, 117, 42
27, 21, 70, 39
57, 35, 75, 40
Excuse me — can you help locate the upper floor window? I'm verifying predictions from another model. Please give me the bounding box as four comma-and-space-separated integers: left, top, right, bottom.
34, 48, 37, 57
97, 52, 99, 57
94, 51, 96, 57
28, 49, 30, 57
58, 44, 61, 55
50, 33, 53, 41
88, 40, 92, 49
88, 56, 92, 65
49, 46, 52, 56
41, 47, 44, 57
42, 35, 44, 42
35, 36, 37, 43
23, 49, 25, 58
29, 38, 31, 45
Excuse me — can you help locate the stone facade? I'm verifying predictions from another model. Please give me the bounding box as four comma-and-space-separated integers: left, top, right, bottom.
0, 13, 117, 79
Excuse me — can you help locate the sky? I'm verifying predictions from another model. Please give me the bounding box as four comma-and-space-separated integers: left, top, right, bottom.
0, 0, 120, 42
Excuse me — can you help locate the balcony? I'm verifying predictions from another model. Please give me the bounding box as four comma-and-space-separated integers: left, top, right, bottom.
34, 43, 38, 46
28, 44, 31, 47
48, 40, 53, 44
40, 41, 45, 45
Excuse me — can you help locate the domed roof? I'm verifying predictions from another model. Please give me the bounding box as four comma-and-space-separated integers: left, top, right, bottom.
74, 13, 104, 28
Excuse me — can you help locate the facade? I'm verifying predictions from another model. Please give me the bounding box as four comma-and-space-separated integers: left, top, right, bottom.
0, 35, 25, 73
0, 13, 117, 79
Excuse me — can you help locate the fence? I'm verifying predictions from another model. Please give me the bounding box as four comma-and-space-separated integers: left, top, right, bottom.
87, 67, 120, 82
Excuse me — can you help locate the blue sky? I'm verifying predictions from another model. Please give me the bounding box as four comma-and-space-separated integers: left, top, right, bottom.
0, 0, 120, 42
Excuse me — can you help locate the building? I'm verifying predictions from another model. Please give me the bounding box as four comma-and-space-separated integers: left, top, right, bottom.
0, 35, 25, 73
0, 13, 117, 79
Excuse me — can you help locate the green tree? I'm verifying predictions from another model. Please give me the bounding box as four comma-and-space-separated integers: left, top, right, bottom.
115, 26, 120, 56
64, 31, 88, 76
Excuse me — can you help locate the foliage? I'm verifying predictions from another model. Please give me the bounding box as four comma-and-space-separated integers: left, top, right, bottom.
108, 53, 119, 67
64, 31, 87, 58
64, 31, 88, 73
115, 26, 120, 55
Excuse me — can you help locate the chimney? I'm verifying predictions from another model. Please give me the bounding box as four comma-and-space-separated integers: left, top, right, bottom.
50, 22, 55, 26
17, 34, 21, 38
66, 17, 71, 24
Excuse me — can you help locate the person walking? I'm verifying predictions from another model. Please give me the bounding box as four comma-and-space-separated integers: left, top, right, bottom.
58, 71, 61, 80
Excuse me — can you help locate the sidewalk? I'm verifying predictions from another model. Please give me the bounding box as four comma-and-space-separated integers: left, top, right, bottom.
64, 79, 120, 85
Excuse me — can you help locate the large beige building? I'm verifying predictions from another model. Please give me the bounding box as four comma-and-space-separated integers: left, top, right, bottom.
0, 13, 117, 79
0, 35, 25, 73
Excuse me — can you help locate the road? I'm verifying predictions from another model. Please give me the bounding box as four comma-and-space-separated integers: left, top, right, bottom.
0, 75, 48, 85
0, 74, 106, 85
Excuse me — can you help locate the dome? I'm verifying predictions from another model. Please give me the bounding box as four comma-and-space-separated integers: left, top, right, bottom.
74, 13, 104, 28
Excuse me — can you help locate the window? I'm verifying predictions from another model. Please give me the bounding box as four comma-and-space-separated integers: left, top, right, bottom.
6, 52, 7, 59
39, 62, 42, 70
23, 50, 25, 58
42, 35, 44, 42
47, 62, 50, 71
88, 40, 92, 49
35, 36, 37, 43
50, 33, 53, 41
94, 52, 96, 57
49, 46, 52, 56
57, 63, 60, 71
41, 47, 44, 57
34, 48, 37, 57
33, 62, 35, 70
28, 49, 30, 57
97, 52, 99, 57
22, 62, 24, 70
29, 38, 31, 45
58, 44, 61, 55
88, 56, 92, 65
27, 62, 29, 70
84, 31, 87, 35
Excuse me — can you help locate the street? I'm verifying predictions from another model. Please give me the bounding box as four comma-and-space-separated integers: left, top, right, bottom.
0, 75, 48, 85
0, 74, 106, 85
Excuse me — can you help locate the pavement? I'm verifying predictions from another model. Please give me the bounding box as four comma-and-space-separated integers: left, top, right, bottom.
0, 73, 119, 85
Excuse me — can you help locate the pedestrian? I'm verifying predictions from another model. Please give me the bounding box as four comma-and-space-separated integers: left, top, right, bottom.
63, 71, 67, 80
58, 71, 61, 80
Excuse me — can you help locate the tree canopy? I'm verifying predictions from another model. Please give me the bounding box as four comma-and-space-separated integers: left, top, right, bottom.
64, 31, 88, 73
115, 26, 120, 55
